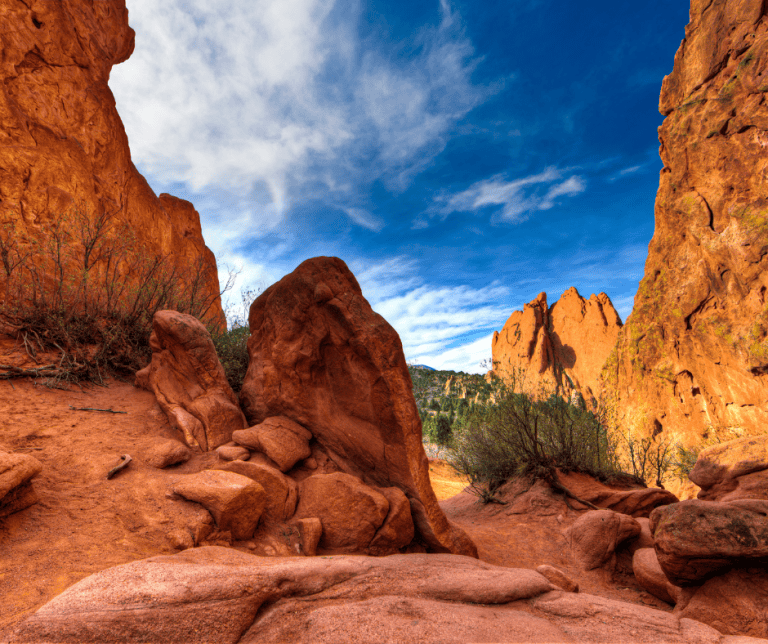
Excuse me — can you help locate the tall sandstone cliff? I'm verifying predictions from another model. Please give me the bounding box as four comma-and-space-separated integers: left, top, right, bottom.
0, 1, 224, 328
607, 0, 768, 443
492, 288, 623, 405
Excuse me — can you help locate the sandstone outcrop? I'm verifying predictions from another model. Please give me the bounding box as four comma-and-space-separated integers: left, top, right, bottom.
676, 567, 768, 638
136, 311, 246, 451
690, 434, 768, 501
171, 470, 266, 541
294, 472, 391, 551
607, 0, 768, 443
10, 546, 746, 644
232, 417, 312, 472
492, 288, 622, 403
536, 564, 579, 593
557, 470, 678, 517
633, 548, 680, 605
238, 256, 476, 557
650, 499, 768, 585
0, 450, 42, 518
0, 1, 224, 328
565, 509, 641, 570
213, 460, 298, 522
215, 444, 250, 462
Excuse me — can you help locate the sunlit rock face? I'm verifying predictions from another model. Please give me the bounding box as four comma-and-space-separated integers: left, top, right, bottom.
0, 1, 224, 328
239, 256, 477, 557
491, 288, 622, 405
606, 0, 768, 444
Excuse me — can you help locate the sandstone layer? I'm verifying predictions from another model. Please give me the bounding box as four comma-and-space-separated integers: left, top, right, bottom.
607, 0, 768, 443
0, 0, 224, 328
9, 546, 744, 644
239, 256, 476, 557
492, 288, 622, 404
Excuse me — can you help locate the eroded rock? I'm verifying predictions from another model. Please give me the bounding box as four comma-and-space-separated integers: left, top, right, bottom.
676, 567, 768, 639
633, 548, 680, 605
536, 565, 579, 593
565, 509, 641, 570
136, 311, 246, 451
232, 416, 311, 472
690, 435, 768, 501
368, 486, 415, 556
171, 470, 265, 541
609, 0, 768, 442
650, 499, 768, 585
238, 256, 476, 557
558, 470, 678, 517
0, 450, 42, 518
215, 444, 250, 462
294, 472, 389, 551
9, 546, 734, 644
213, 460, 298, 522
143, 438, 191, 469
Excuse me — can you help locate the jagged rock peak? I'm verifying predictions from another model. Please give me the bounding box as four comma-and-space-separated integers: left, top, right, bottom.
492, 287, 622, 403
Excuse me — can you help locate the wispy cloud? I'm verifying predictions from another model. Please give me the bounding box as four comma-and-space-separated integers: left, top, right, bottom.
342, 207, 385, 232
111, 0, 485, 239
352, 256, 509, 374
431, 167, 586, 224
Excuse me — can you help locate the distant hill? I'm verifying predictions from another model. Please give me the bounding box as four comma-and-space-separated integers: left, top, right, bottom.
410, 364, 436, 371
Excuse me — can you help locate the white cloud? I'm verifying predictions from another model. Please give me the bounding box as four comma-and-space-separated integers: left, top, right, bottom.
111, 0, 485, 238
434, 168, 586, 224
351, 256, 509, 372
342, 207, 385, 232
411, 334, 494, 374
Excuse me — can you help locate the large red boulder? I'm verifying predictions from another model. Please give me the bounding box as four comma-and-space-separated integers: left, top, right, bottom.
565, 509, 641, 570
238, 257, 476, 557
690, 435, 768, 501
650, 499, 768, 585
136, 311, 246, 451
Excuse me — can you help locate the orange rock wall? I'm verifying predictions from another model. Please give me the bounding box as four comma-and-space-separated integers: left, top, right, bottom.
0, 0, 224, 328
492, 288, 622, 404
607, 0, 768, 443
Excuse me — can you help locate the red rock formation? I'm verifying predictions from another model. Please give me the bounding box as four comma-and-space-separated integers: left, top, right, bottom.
608, 0, 768, 443
0, 1, 224, 328
135, 311, 247, 451
491, 288, 622, 403
239, 256, 477, 557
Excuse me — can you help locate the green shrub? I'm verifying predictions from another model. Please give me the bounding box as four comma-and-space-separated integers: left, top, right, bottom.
211, 324, 250, 393
449, 384, 629, 500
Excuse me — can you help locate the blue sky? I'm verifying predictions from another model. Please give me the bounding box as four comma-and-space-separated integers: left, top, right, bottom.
110, 0, 690, 373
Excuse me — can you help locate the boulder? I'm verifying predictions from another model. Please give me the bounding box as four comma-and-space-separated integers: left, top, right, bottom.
215, 444, 250, 462
536, 565, 579, 593
367, 486, 415, 556
0, 2, 224, 330
492, 288, 622, 403
143, 438, 191, 469
610, 0, 768, 442
558, 470, 678, 517
238, 256, 476, 557
136, 310, 247, 451
627, 517, 656, 553
294, 472, 389, 551
690, 435, 768, 501
565, 509, 641, 570
632, 548, 680, 605
650, 499, 768, 585
10, 546, 734, 644
295, 517, 322, 556
676, 568, 768, 639
171, 470, 265, 540
232, 417, 311, 472
0, 451, 42, 518
213, 460, 298, 522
